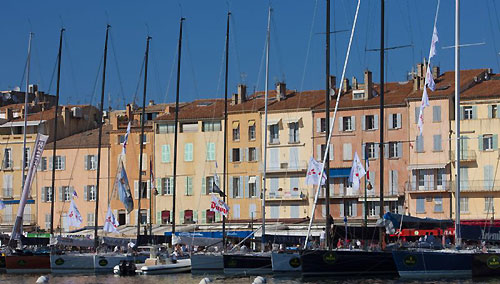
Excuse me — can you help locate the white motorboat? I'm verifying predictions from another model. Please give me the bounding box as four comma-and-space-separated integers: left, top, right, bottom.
140, 258, 191, 275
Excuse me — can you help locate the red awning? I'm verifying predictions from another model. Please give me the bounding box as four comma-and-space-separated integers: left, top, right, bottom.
206, 210, 215, 217
184, 210, 193, 217
161, 210, 170, 219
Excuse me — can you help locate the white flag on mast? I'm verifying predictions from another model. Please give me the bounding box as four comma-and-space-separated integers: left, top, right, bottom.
305, 157, 326, 186
348, 152, 366, 191
121, 121, 131, 155
417, 87, 431, 135
67, 199, 83, 228
103, 206, 119, 233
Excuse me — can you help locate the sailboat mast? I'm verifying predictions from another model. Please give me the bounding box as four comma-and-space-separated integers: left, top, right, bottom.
261, 7, 271, 253
325, 0, 331, 250
222, 12, 230, 251
22, 32, 33, 195
49, 28, 65, 235
172, 17, 185, 236
454, 0, 461, 246
95, 24, 110, 250
379, 0, 385, 247
136, 36, 151, 243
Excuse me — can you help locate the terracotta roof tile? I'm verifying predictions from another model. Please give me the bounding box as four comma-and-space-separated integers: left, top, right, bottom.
156, 99, 225, 121
461, 73, 500, 100
45, 125, 111, 149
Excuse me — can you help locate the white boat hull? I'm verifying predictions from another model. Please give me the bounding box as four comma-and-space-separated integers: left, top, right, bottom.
271, 252, 301, 274
140, 258, 191, 275
191, 254, 223, 273
51, 254, 94, 274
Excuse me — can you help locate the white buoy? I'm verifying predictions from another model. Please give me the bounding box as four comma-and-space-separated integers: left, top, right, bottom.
36, 275, 49, 283
199, 277, 212, 284
252, 276, 266, 284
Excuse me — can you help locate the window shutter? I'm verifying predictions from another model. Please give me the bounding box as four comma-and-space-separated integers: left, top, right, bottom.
373, 115, 379, 130
375, 204, 380, 216
351, 116, 356, 130
180, 211, 184, 224
244, 148, 249, 162
316, 145, 322, 161
156, 211, 161, 224
374, 143, 379, 159
134, 181, 139, 199
238, 176, 243, 198
460, 106, 464, 120
256, 147, 260, 161
169, 177, 174, 195
239, 150, 243, 163
147, 180, 151, 199
316, 118, 321, 133
472, 106, 477, 119
41, 187, 46, 202
493, 134, 499, 149
59, 187, 63, 201
397, 113, 402, 128
393, 171, 399, 194
193, 210, 198, 223
202, 177, 206, 195
384, 143, 389, 159
415, 107, 420, 123
388, 114, 393, 129
84, 155, 89, 170
185, 177, 189, 195
244, 176, 249, 198
229, 149, 233, 162
338, 117, 343, 131
362, 202, 365, 217
229, 177, 234, 198
488, 105, 493, 118
361, 115, 366, 130
161, 145, 168, 162
433, 135, 442, 151
340, 203, 344, 217
49, 157, 53, 170
352, 202, 357, 217
256, 177, 261, 199
397, 142, 403, 158
84, 186, 88, 201
184, 144, 189, 161
370, 171, 376, 188
61, 156, 66, 170
329, 144, 334, 161
362, 143, 366, 160
484, 165, 494, 190
157, 178, 162, 195
126, 212, 130, 224
433, 106, 441, 122
478, 135, 484, 151
201, 210, 206, 224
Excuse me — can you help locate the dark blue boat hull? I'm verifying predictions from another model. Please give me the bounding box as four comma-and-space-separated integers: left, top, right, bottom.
392, 250, 472, 278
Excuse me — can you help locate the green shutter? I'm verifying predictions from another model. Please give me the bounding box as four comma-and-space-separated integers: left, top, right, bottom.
162, 145, 170, 163
493, 134, 499, 150
201, 210, 206, 224
478, 135, 484, 151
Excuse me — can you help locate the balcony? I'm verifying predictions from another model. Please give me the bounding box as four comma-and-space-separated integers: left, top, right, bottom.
408, 181, 451, 192
264, 160, 308, 173
266, 190, 308, 201
451, 180, 500, 192
450, 150, 477, 162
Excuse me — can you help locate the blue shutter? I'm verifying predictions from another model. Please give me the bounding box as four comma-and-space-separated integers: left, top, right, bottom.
460, 106, 464, 120
244, 176, 249, 198
256, 177, 261, 199
415, 107, 420, 123
488, 105, 493, 118
472, 106, 478, 119
478, 135, 484, 151
229, 177, 234, 198
374, 115, 379, 130
493, 134, 498, 149
388, 114, 393, 130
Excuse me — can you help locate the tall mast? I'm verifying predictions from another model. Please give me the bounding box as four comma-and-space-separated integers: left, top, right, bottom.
325, 0, 331, 250
222, 11, 230, 252
379, 0, 385, 224
454, 0, 461, 247
22, 32, 33, 197
95, 24, 110, 250
172, 17, 185, 236
261, 7, 271, 253
136, 36, 151, 242
50, 28, 65, 235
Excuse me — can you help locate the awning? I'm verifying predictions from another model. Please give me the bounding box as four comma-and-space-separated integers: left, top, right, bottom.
329, 168, 351, 178
232, 121, 240, 128
284, 117, 301, 123
248, 120, 256, 127
161, 210, 170, 219
266, 119, 281, 126
358, 196, 399, 202
184, 210, 193, 218
407, 163, 448, 170
0, 120, 44, 128
249, 176, 257, 183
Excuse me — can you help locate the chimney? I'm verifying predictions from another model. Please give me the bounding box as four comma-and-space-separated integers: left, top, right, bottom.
329, 75, 336, 96
432, 66, 440, 79
6, 108, 12, 121
342, 78, 350, 93
276, 82, 286, 101
364, 70, 373, 100
352, 76, 358, 90
28, 84, 38, 94
126, 104, 134, 121
165, 105, 176, 114
61, 106, 70, 126
149, 100, 155, 106
231, 93, 239, 105
238, 84, 247, 104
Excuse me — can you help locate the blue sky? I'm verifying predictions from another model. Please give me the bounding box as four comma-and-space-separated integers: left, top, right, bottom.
1, 0, 499, 109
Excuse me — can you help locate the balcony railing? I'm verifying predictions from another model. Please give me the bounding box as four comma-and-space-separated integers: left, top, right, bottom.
450, 150, 477, 162
408, 181, 451, 192
267, 190, 308, 201
265, 160, 308, 172
451, 180, 500, 192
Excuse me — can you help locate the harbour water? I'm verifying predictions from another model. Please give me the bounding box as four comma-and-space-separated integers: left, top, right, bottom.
0, 274, 497, 284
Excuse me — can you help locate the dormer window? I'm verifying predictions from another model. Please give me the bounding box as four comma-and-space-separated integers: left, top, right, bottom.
353, 89, 365, 100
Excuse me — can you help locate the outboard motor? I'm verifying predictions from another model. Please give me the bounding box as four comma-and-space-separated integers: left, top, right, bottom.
118, 260, 137, 276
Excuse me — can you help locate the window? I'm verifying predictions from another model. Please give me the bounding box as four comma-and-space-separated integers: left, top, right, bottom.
62, 186, 71, 201
388, 142, 401, 158
248, 147, 257, 162
184, 143, 193, 161
464, 106, 473, 120
118, 135, 126, 144
185, 177, 193, 196
161, 177, 173, 195
353, 90, 365, 100
433, 106, 441, 122
232, 121, 240, 141
206, 142, 216, 161
205, 176, 214, 194
161, 145, 171, 163
3, 148, 12, 169
233, 204, 240, 219
140, 209, 147, 224
249, 177, 257, 197
346, 200, 357, 217
389, 201, 399, 213
366, 143, 377, 159
416, 197, 425, 213
343, 143, 352, 161
24, 148, 30, 168
54, 156, 65, 170
290, 204, 299, 218
271, 205, 279, 219
433, 135, 442, 152
320, 118, 327, 133
342, 116, 354, 131
249, 204, 257, 218
87, 213, 95, 227
202, 121, 221, 132
139, 181, 147, 198
87, 185, 96, 201
483, 135, 493, 151
269, 124, 279, 144
288, 122, 299, 143
368, 202, 376, 216
485, 197, 494, 213
233, 177, 241, 198
40, 157, 48, 171
139, 134, 148, 144
158, 123, 175, 134
181, 123, 198, 133
416, 135, 424, 153
2, 174, 12, 197
42, 186, 52, 202
460, 197, 469, 213
85, 155, 97, 170
248, 121, 256, 140
206, 210, 215, 223
232, 148, 241, 162
437, 169, 445, 188
389, 170, 398, 195
492, 105, 498, 119
364, 115, 377, 130
434, 196, 443, 212
389, 113, 401, 129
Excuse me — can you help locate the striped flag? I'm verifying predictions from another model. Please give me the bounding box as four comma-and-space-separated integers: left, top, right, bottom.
122, 121, 131, 155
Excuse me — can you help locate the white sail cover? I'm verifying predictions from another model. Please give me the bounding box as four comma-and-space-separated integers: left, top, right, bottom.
11, 133, 48, 240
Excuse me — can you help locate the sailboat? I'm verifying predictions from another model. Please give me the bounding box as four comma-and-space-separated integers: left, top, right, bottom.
299, 0, 398, 277
222, 7, 273, 276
